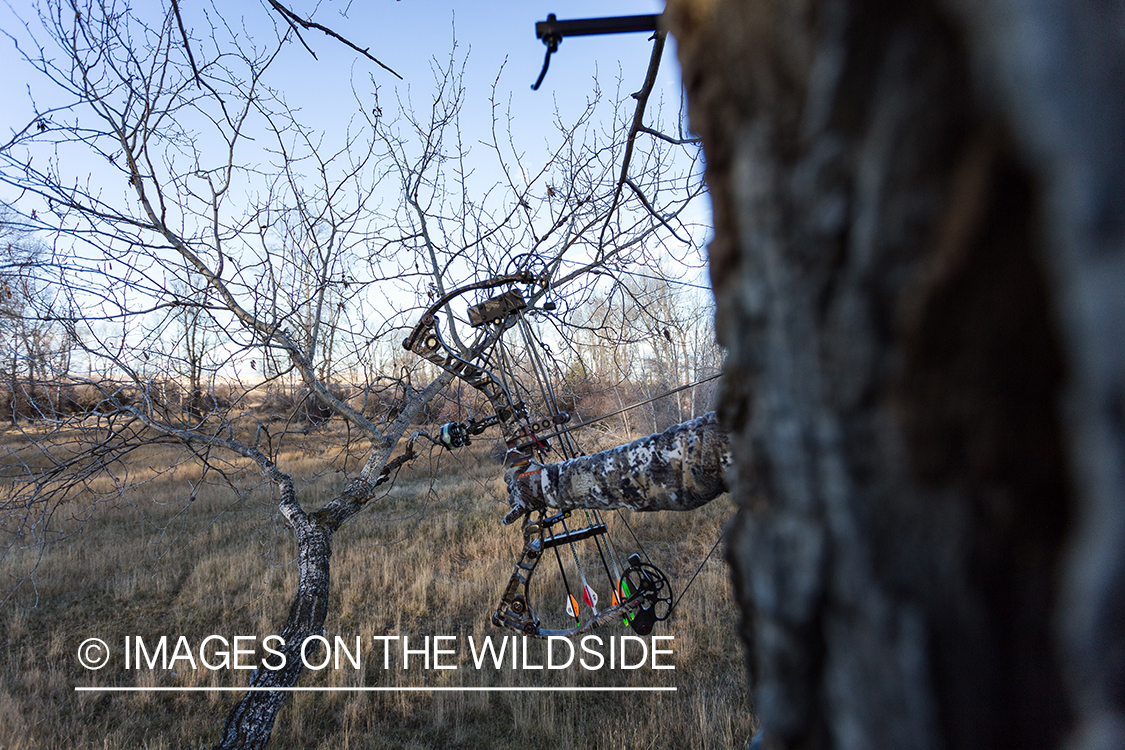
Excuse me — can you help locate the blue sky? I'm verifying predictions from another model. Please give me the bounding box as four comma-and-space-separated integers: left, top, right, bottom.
265, 0, 682, 145
0, 0, 710, 336
1, 0, 684, 178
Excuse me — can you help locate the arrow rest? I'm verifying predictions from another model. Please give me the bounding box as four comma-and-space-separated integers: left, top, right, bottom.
404, 273, 673, 638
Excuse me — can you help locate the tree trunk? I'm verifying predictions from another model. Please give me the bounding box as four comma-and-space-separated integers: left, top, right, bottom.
210, 370, 452, 747
665, 0, 1124, 748
212, 484, 333, 749
9, 349, 18, 425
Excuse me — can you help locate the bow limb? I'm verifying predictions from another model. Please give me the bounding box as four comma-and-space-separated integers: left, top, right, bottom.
402, 272, 535, 355
402, 273, 561, 449
492, 510, 673, 638
403, 274, 609, 636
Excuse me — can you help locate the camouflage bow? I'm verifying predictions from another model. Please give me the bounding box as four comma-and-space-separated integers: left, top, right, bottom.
403, 273, 671, 637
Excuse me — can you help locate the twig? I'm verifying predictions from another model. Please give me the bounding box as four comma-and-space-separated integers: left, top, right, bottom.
597, 30, 666, 249
267, 0, 402, 80
637, 124, 701, 145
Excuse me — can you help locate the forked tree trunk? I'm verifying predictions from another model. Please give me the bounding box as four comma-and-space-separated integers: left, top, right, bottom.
210, 371, 451, 748
666, 0, 1124, 748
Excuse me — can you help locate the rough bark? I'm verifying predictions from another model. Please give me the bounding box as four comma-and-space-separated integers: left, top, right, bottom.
212, 513, 331, 750
665, 0, 1123, 748
209, 370, 453, 748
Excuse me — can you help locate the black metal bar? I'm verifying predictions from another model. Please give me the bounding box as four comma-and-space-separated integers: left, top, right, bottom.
531, 13, 662, 90
543, 524, 608, 550
535, 14, 660, 42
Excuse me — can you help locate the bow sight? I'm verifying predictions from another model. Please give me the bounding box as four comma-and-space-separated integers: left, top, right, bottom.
404, 274, 673, 638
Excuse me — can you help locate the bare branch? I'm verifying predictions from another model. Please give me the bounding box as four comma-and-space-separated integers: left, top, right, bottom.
266, 0, 402, 80
598, 30, 667, 248
637, 124, 701, 145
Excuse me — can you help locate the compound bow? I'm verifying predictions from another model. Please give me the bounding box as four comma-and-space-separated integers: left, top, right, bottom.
403, 271, 672, 638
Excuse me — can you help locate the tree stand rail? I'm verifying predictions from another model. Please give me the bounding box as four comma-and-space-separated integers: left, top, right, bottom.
532, 13, 662, 90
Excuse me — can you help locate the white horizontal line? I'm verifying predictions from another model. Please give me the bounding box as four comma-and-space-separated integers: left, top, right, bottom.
75, 686, 677, 693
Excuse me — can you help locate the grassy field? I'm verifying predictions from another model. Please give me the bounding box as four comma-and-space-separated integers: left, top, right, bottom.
0, 425, 754, 749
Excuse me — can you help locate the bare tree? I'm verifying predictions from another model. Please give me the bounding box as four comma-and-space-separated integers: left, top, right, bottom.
0, 210, 72, 423
564, 272, 721, 436
0, 1, 706, 747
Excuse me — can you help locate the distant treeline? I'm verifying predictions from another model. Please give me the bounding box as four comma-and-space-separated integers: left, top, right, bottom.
1, 372, 719, 436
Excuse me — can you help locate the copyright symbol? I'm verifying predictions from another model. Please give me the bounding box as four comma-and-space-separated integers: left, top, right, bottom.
78, 638, 110, 670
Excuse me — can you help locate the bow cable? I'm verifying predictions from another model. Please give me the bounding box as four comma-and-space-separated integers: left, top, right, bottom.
405, 273, 679, 636
517, 308, 631, 620
512, 372, 723, 451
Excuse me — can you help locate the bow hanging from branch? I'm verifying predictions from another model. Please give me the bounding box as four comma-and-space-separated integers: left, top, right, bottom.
402, 271, 672, 638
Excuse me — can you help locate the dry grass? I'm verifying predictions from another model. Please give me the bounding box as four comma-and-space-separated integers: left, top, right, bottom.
0, 426, 755, 749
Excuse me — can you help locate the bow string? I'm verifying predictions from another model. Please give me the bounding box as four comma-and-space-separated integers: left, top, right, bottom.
403, 271, 672, 638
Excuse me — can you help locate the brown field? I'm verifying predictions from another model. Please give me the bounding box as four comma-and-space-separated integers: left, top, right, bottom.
0, 426, 754, 749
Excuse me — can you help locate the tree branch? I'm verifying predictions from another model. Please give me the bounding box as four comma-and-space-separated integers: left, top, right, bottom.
267, 0, 402, 80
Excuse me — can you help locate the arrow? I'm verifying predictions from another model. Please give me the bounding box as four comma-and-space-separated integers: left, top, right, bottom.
583, 583, 599, 612
566, 594, 581, 622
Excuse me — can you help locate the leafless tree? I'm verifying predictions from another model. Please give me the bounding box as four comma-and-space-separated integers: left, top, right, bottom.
567, 274, 721, 435
0, 209, 72, 424
0, 1, 706, 746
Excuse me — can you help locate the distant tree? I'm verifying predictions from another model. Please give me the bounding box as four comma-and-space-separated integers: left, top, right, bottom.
0, 210, 69, 423
567, 275, 721, 434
